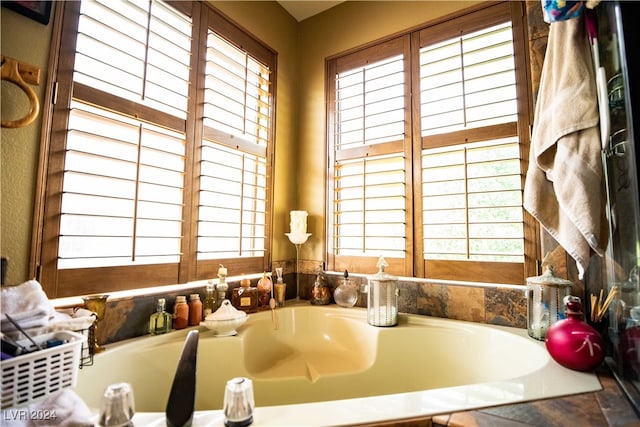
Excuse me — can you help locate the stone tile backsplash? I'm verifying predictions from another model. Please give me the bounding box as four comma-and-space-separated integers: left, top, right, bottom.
83, 271, 528, 347
322, 275, 527, 328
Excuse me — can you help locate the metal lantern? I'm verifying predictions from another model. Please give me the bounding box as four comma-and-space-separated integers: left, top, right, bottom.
526, 265, 573, 340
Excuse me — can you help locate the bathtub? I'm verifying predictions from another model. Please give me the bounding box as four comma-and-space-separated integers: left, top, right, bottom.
74, 304, 601, 426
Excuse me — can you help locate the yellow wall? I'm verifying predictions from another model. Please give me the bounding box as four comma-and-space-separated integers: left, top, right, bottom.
0, 1, 479, 287
1, 6, 53, 286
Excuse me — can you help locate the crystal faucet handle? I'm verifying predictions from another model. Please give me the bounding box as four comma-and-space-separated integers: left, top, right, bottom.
223, 377, 255, 427
98, 382, 135, 427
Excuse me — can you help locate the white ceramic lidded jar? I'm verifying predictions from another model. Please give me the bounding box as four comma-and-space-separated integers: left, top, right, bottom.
367, 256, 398, 327
201, 299, 247, 336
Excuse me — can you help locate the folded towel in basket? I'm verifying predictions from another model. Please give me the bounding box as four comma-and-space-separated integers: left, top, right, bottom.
6, 309, 97, 341
51, 308, 96, 331
0, 280, 55, 332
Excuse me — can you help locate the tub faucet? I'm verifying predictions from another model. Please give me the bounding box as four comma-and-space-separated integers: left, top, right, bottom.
166, 330, 199, 427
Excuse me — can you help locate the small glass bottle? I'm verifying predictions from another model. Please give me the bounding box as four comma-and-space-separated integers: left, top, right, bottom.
149, 298, 172, 335
310, 266, 331, 305
334, 269, 358, 308
274, 267, 286, 307
188, 293, 203, 326
257, 272, 272, 308
216, 265, 229, 310
203, 281, 217, 318
173, 295, 189, 330
232, 278, 258, 313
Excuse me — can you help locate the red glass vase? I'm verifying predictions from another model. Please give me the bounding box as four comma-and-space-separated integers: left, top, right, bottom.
545, 297, 605, 371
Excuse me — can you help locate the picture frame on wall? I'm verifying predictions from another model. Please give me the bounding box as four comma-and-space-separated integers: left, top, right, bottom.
2, 1, 52, 25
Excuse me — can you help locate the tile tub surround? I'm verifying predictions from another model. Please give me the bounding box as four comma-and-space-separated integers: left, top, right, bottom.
318, 274, 528, 328
52, 270, 530, 345
74, 305, 601, 426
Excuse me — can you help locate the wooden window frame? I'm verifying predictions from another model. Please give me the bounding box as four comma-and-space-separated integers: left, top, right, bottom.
326, 1, 538, 284
31, 1, 276, 298
327, 35, 414, 277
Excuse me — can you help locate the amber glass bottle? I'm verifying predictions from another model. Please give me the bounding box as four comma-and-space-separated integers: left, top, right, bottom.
232, 278, 258, 313
188, 294, 203, 326
257, 272, 272, 308
173, 295, 189, 329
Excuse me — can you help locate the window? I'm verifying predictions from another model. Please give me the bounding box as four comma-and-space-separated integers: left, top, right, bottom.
329, 38, 412, 274
36, 0, 275, 297
327, 2, 534, 283
198, 30, 272, 261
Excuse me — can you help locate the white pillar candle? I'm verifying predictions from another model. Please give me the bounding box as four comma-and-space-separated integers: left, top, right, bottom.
218, 264, 227, 277
290, 210, 308, 235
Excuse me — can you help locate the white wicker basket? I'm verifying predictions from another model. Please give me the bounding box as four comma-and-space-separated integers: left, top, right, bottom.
1, 330, 85, 409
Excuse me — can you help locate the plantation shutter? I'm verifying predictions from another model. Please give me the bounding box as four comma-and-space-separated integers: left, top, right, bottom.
196, 18, 273, 272
202, 32, 271, 149
419, 22, 517, 136
418, 7, 525, 283
59, 104, 186, 268
329, 36, 412, 275
73, 0, 191, 118
58, 0, 191, 270
422, 138, 523, 262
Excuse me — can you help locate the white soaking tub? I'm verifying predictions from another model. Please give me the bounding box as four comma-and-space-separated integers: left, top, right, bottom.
73, 304, 601, 426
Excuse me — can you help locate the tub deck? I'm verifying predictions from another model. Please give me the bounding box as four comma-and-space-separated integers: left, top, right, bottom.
74, 304, 601, 426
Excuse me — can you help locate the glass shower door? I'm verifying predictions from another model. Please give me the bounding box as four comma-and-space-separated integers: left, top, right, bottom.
598, 0, 640, 413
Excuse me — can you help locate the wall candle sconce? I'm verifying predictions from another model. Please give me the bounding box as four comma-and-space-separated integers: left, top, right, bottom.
285, 210, 311, 301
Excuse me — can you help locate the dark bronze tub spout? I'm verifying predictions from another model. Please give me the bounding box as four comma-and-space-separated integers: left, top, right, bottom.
166, 329, 199, 427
